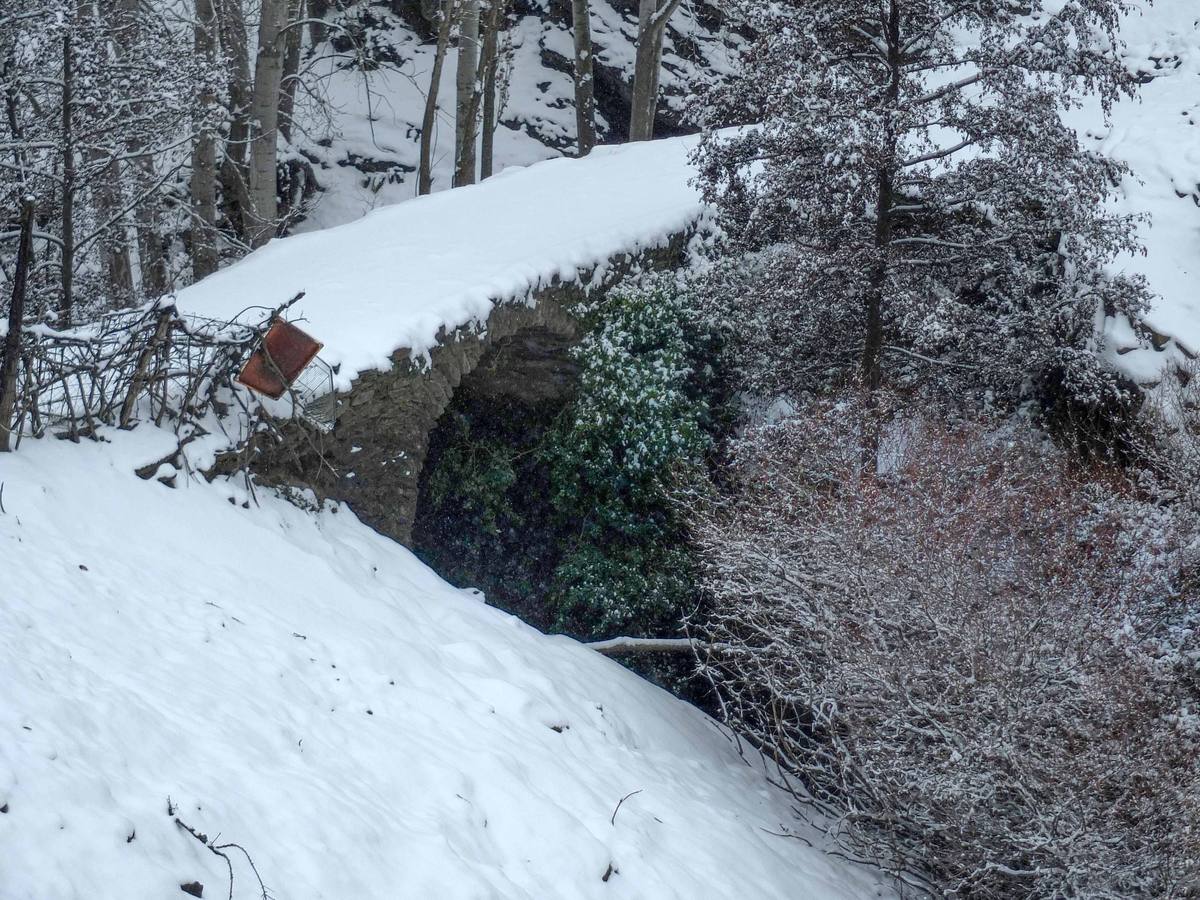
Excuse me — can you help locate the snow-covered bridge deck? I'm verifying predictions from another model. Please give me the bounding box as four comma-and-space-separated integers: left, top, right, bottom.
178, 137, 705, 543
176, 136, 705, 394
175, 88, 1198, 540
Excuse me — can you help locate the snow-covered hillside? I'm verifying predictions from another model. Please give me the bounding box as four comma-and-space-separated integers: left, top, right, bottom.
1085, 0, 1200, 380
294, 0, 740, 231
0, 430, 892, 899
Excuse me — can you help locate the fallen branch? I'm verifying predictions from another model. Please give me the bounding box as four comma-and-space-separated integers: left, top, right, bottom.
611, 789, 643, 825
584, 636, 735, 657
174, 816, 271, 900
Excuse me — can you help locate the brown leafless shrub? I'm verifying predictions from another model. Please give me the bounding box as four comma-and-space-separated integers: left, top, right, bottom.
1131, 356, 1200, 736
689, 402, 1200, 898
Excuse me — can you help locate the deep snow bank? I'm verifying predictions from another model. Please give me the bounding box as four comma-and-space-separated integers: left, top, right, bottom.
177, 136, 704, 393
0, 431, 890, 899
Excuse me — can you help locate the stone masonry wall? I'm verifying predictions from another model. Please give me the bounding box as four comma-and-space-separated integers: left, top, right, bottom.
248, 232, 692, 545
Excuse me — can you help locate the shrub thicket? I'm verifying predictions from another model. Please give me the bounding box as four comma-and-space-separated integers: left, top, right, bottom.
689, 402, 1200, 898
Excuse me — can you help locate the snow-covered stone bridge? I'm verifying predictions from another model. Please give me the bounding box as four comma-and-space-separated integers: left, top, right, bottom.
178, 137, 705, 543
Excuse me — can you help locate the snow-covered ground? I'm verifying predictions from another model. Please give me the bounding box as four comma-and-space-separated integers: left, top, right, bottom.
0, 430, 892, 899
178, 136, 705, 390
294, 0, 741, 233
1082, 0, 1200, 381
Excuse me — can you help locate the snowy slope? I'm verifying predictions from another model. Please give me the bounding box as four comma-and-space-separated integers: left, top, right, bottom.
177, 136, 705, 390
294, 0, 741, 232
1073, 0, 1200, 379
0, 430, 891, 899
292, 26, 559, 232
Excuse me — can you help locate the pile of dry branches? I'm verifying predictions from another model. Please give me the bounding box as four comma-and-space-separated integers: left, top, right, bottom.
0, 292, 326, 461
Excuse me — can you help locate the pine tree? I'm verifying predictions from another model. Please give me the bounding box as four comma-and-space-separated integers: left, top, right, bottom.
694, 0, 1150, 410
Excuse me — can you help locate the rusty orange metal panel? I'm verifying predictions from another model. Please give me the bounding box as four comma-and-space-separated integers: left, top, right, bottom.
237, 319, 324, 400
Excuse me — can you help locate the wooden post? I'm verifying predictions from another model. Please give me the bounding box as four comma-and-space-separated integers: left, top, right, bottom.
0, 198, 35, 451
119, 308, 174, 428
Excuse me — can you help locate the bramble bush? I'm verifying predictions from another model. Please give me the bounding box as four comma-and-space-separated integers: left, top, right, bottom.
688, 400, 1200, 898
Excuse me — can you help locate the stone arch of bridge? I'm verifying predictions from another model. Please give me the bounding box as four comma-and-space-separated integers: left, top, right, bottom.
319, 294, 582, 544
248, 233, 692, 546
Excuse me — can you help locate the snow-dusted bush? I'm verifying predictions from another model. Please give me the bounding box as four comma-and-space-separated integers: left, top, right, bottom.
416, 283, 726, 640
1132, 358, 1200, 720
689, 404, 1200, 897
543, 285, 720, 636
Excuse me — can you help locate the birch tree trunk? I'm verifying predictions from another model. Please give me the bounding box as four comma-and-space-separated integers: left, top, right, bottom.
216, 0, 252, 241
452, 0, 480, 187
628, 0, 680, 142
247, 0, 287, 247
570, 0, 595, 156
190, 0, 220, 279
419, 0, 454, 195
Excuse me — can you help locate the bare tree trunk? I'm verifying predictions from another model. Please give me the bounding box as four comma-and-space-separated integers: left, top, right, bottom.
216, 0, 253, 241
478, 0, 504, 179
570, 0, 595, 155
92, 153, 134, 303
452, 0, 479, 187
418, 0, 454, 195
60, 30, 75, 326
278, 0, 302, 143
628, 0, 680, 142
861, 0, 901, 466
191, 0, 220, 279
863, 0, 901, 400
132, 173, 168, 301
864, 168, 890, 397
0, 198, 33, 451
247, 0, 287, 247
2, 49, 25, 173
480, 52, 496, 179
107, 0, 169, 298
307, 0, 327, 44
